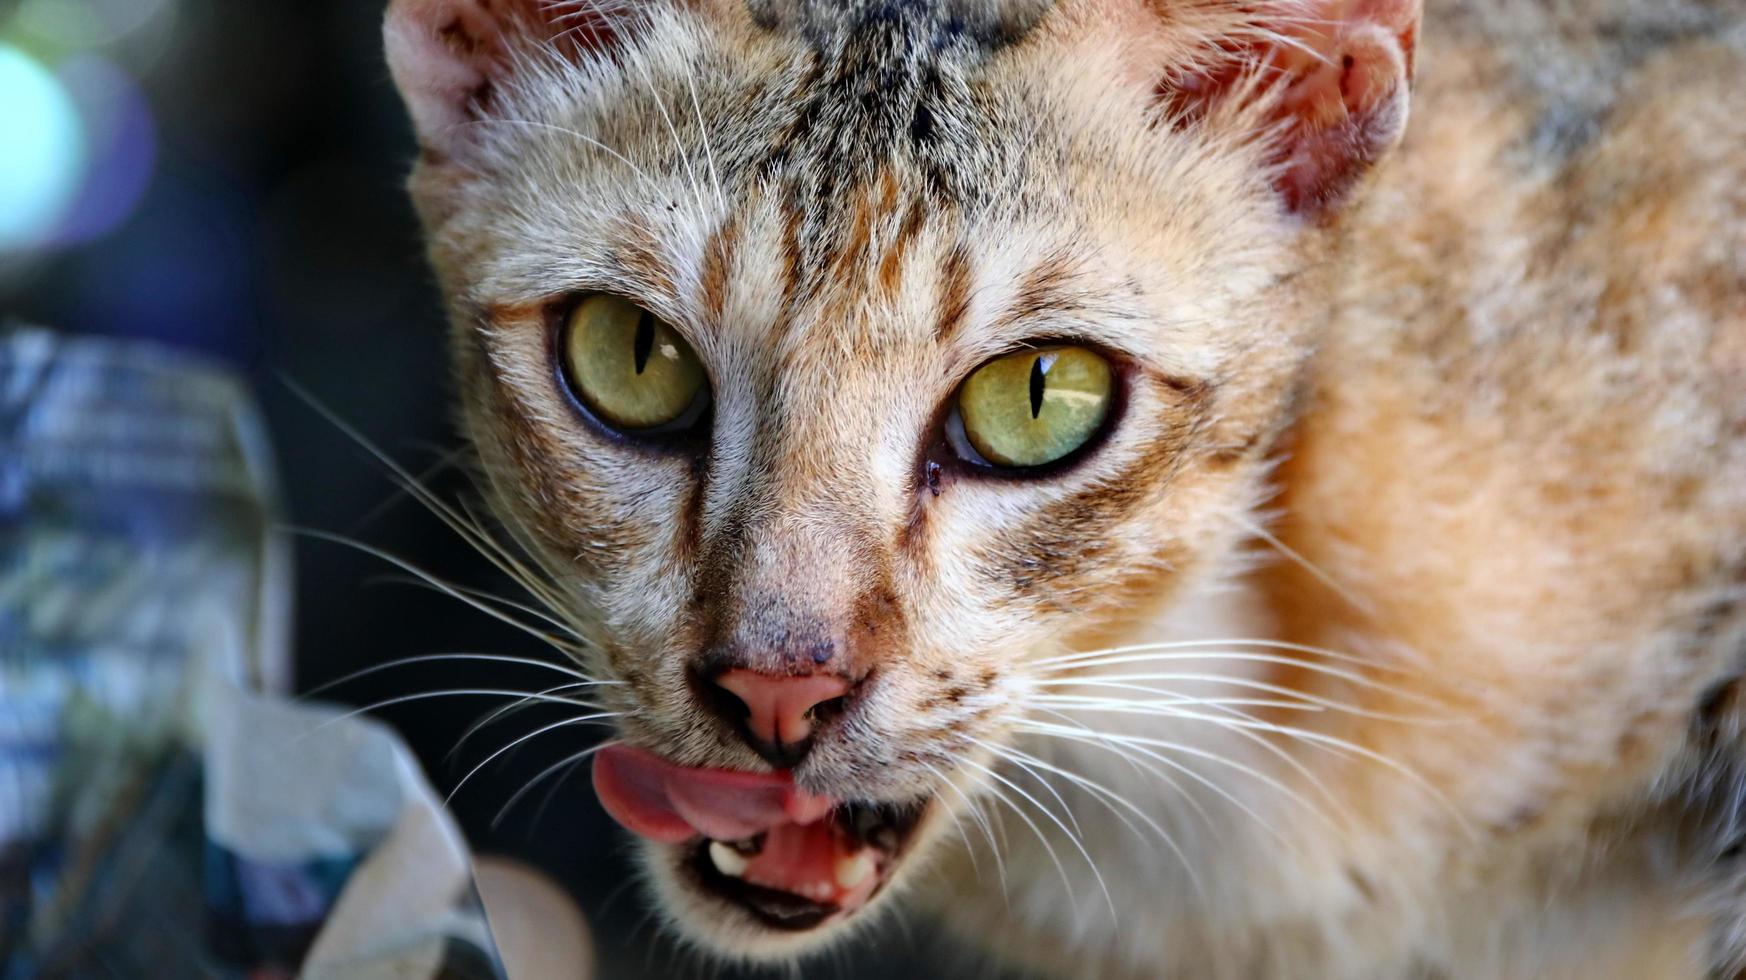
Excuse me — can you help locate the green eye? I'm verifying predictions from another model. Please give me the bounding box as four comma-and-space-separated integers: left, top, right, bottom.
562, 295, 707, 431
957, 346, 1114, 468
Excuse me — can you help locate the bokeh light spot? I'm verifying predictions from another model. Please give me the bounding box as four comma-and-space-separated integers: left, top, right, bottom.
13, 0, 177, 50
0, 44, 88, 251
55, 56, 158, 247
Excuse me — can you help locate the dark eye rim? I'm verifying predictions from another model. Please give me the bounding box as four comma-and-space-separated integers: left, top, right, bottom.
924, 340, 1132, 482
546, 294, 714, 450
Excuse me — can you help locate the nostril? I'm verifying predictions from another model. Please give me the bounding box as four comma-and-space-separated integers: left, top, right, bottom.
703, 669, 855, 767
805, 695, 849, 729
695, 670, 753, 728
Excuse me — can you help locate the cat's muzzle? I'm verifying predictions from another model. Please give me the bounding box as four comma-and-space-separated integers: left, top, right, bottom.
593, 742, 933, 932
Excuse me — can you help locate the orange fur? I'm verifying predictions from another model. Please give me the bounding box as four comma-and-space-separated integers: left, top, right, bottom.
385, 0, 1746, 973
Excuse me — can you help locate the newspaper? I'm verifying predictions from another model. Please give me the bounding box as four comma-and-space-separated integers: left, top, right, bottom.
0, 327, 506, 979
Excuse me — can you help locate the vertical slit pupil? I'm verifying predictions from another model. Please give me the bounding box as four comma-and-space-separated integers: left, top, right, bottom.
1029, 356, 1046, 419
633, 311, 656, 375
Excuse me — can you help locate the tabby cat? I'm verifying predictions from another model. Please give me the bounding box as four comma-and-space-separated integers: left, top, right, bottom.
382, 0, 1746, 974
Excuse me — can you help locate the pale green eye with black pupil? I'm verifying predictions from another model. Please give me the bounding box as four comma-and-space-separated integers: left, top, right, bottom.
958, 346, 1114, 468
561, 295, 706, 432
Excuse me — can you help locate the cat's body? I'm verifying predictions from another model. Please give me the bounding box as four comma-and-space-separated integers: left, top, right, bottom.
942, 5, 1746, 975
382, 0, 1746, 976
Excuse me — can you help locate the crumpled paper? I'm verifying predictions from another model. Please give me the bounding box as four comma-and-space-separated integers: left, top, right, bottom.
0, 326, 505, 979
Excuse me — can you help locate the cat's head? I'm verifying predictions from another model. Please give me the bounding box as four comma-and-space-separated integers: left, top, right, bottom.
385, 0, 1419, 960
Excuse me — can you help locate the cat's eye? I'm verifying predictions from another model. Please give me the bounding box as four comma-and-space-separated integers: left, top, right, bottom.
560, 295, 708, 434
955, 346, 1114, 469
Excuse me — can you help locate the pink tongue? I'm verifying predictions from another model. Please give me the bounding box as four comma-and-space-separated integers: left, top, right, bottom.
592, 743, 835, 844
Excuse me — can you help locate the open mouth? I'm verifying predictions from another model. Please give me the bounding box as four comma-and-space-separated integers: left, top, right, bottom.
593, 743, 930, 931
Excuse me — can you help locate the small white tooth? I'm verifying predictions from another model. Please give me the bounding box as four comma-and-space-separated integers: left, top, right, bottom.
834, 852, 875, 890
709, 841, 749, 878
814, 882, 833, 900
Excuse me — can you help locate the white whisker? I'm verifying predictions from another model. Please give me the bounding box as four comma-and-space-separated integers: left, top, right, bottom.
974, 737, 1203, 896
917, 759, 995, 892
494, 742, 611, 828
291, 528, 577, 656
448, 679, 601, 762
310, 688, 604, 733
447, 710, 620, 804
1033, 673, 1438, 724
958, 758, 1081, 912
1037, 690, 1325, 714
302, 652, 608, 702
281, 381, 591, 651
610, 2, 709, 222
1230, 512, 1374, 615
1046, 695, 1360, 831
365, 573, 590, 647
1026, 705, 1222, 840
1066, 704, 1467, 831
464, 117, 660, 192
959, 755, 1116, 920
1016, 720, 1314, 855
1031, 637, 1397, 668
678, 39, 725, 209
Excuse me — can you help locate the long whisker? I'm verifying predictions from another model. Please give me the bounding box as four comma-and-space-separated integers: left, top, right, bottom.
1033, 652, 1454, 719
1035, 641, 1425, 685
448, 494, 590, 638
973, 737, 1203, 896
493, 742, 611, 828
348, 444, 472, 532
1051, 702, 1467, 830
1039, 695, 1360, 831
977, 743, 1084, 841
1229, 512, 1374, 616
461, 117, 661, 192
364, 574, 590, 647
934, 761, 1015, 901
677, 36, 725, 209
290, 528, 576, 655
302, 653, 608, 701
447, 710, 620, 804
1038, 690, 1326, 714
915, 759, 994, 892
282, 381, 590, 646
1032, 637, 1407, 671
448, 679, 601, 763
311, 688, 604, 732
962, 755, 1117, 920
601, 0, 709, 222
1033, 674, 1437, 724
1024, 705, 1222, 839
1015, 720, 1316, 854
957, 756, 1086, 914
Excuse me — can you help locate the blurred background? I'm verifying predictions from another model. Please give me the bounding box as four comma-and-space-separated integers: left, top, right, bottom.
0, 2, 958, 975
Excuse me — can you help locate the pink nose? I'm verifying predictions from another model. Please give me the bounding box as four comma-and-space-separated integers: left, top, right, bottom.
712, 669, 851, 765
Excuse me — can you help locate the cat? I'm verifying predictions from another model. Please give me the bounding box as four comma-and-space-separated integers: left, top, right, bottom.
382, 0, 1746, 975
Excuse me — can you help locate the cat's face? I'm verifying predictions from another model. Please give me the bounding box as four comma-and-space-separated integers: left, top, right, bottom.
388, 0, 1416, 960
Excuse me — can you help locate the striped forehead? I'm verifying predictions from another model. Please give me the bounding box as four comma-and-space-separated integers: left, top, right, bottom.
716, 4, 1043, 272
699, 175, 1128, 364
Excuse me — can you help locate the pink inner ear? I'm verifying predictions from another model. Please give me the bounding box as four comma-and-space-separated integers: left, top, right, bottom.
1159, 0, 1421, 215
385, 0, 623, 155
1271, 19, 1413, 212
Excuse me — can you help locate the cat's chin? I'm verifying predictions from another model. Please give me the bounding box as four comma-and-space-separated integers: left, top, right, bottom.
635, 797, 942, 960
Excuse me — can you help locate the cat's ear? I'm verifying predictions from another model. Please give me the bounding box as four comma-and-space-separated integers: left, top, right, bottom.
384, 0, 627, 158
1159, 0, 1422, 215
